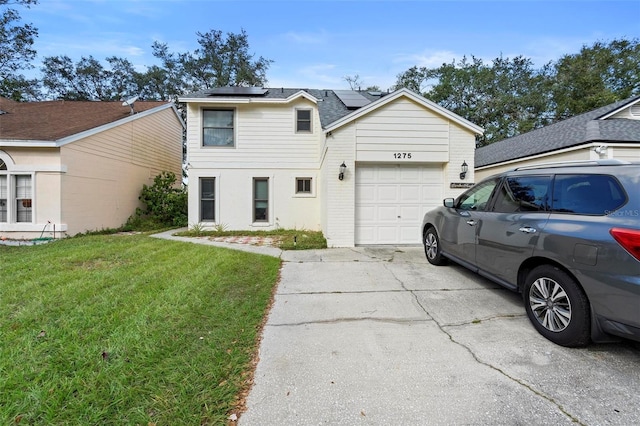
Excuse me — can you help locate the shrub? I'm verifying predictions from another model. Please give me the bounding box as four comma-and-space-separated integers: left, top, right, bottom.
130, 171, 187, 228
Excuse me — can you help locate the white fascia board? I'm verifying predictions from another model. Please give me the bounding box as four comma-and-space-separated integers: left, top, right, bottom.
324, 88, 484, 135
56, 102, 176, 147
599, 97, 640, 120
0, 139, 57, 147
475, 144, 591, 171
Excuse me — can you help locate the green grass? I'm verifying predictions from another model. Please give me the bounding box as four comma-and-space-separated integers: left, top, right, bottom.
0, 234, 281, 425
176, 228, 327, 250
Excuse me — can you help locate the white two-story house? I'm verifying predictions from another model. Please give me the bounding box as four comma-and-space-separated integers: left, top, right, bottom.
179, 87, 483, 247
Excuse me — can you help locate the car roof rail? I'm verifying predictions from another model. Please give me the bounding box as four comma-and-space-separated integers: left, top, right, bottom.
511, 159, 631, 171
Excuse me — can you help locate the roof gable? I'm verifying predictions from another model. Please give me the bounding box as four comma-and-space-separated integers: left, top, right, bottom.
0, 98, 175, 143
323, 88, 484, 135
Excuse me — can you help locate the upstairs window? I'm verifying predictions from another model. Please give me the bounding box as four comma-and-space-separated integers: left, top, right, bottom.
296, 109, 312, 133
203, 109, 234, 147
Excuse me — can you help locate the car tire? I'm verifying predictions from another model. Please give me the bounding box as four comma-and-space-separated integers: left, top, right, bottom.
523, 265, 590, 347
424, 227, 447, 266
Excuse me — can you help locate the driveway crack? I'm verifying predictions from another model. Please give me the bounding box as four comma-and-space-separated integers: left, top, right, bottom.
381, 263, 583, 425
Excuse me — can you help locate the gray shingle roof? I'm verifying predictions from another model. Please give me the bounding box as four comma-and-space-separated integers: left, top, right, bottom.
180, 88, 386, 128
475, 96, 640, 167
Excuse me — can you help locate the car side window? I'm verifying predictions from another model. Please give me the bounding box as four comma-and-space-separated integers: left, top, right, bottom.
457, 179, 499, 211
551, 174, 627, 215
493, 176, 551, 213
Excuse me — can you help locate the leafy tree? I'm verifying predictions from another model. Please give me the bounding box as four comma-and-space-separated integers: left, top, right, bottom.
0, 0, 39, 100
177, 28, 272, 89
41, 55, 143, 101
551, 38, 640, 120
397, 55, 552, 145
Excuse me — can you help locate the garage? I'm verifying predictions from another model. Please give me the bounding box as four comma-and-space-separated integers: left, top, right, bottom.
355, 164, 444, 245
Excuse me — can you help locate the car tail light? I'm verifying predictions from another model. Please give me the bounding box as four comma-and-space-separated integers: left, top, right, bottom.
610, 228, 640, 261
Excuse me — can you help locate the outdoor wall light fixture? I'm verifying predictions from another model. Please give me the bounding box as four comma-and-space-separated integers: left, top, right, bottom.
339, 162, 347, 180
460, 161, 468, 180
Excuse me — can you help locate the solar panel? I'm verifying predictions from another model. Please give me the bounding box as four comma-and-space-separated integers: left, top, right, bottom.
334, 90, 371, 109
206, 87, 268, 96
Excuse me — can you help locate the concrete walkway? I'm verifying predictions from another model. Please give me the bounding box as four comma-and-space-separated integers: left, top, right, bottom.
152, 231, 640, 425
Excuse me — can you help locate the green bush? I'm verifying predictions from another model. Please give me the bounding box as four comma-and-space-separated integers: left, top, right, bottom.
130, 171, 187, 228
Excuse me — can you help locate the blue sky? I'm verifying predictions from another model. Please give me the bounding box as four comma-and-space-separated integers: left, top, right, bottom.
20, 0, 640, 91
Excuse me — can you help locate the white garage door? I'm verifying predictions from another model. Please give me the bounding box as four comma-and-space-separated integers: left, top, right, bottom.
355, 164, 444, 245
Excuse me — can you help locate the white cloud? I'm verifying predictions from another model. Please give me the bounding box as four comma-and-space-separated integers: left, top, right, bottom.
282, 30, 329, 45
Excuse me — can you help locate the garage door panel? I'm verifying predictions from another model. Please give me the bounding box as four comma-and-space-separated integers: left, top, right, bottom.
378, 206, 399, 221
400, 185, 420, 202
358, 206, 376, 222
356, 186, 376, 203
377, 185, 400, 202
355, 164, 443, 245
399, 205, 420, 221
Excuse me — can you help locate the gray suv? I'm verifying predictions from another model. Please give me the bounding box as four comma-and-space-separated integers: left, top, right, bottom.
421, 160, 640, 347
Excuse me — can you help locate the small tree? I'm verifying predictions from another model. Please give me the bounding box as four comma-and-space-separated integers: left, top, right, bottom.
134, 171, 187, 228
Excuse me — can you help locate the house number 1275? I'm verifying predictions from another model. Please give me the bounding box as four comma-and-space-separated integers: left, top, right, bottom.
394, 153, 412, 159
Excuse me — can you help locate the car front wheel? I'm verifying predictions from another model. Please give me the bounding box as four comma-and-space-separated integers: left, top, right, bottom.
523, 265, 590, 347
424, 227, 447, 266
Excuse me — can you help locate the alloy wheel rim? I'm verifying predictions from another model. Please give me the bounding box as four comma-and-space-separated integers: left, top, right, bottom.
529, 277, 572, 332
425, 233, 438, 259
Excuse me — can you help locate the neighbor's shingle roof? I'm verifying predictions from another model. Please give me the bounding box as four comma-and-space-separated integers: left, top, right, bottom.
0, 97, 170, 141
475, 96, 640, 167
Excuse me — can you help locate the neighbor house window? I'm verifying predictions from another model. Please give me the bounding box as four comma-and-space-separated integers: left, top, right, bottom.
296, 177, 312, 194
203, 109, 234, 147
200, 178, 215, 221
15, 175, 32, 223
296, 109, 312, 133
253, 178, 269, 222
0, 175, 6, 223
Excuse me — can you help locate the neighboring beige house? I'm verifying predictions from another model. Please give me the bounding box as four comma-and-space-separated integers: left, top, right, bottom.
179, 87, 482, 247
0, 97, 184, 239
475, 95, 640, 180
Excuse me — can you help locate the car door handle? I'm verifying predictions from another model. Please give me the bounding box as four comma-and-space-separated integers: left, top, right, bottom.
519, 226, 537, 234
466, 220, 477, 226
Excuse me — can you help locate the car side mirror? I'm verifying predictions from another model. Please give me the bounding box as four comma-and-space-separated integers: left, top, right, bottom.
443, 198, 455, 208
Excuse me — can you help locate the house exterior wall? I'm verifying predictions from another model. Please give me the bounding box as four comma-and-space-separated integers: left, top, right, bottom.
185, 91, 479, 247
322, 98, 477, 247
60, 107, 183, 235
0, 148, 64, 238
185, 99, 323, 231
322, 125, 356, 247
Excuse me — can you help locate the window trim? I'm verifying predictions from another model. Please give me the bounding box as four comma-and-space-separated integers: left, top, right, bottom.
0, 171, 34, 225
199, 177, 216, 223
253, 177, 269, 224
202, 108, 236, 148
293, 176, 316, 198
295, 108, 313, 133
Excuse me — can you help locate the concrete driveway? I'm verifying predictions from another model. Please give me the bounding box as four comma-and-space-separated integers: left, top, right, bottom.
239, 246, 640, 425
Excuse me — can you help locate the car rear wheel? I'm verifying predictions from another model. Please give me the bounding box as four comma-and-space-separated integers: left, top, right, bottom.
424, 227, 447, 266
524, 265, 590, 347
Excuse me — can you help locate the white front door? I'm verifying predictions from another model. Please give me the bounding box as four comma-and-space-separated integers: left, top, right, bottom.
355, 164, 444, 245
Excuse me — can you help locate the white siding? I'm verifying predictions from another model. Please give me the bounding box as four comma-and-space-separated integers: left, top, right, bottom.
186, 99, 322, 170
355, 99, 449, 163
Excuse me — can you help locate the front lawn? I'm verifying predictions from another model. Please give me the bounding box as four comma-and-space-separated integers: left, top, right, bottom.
0, 234, 281, 425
